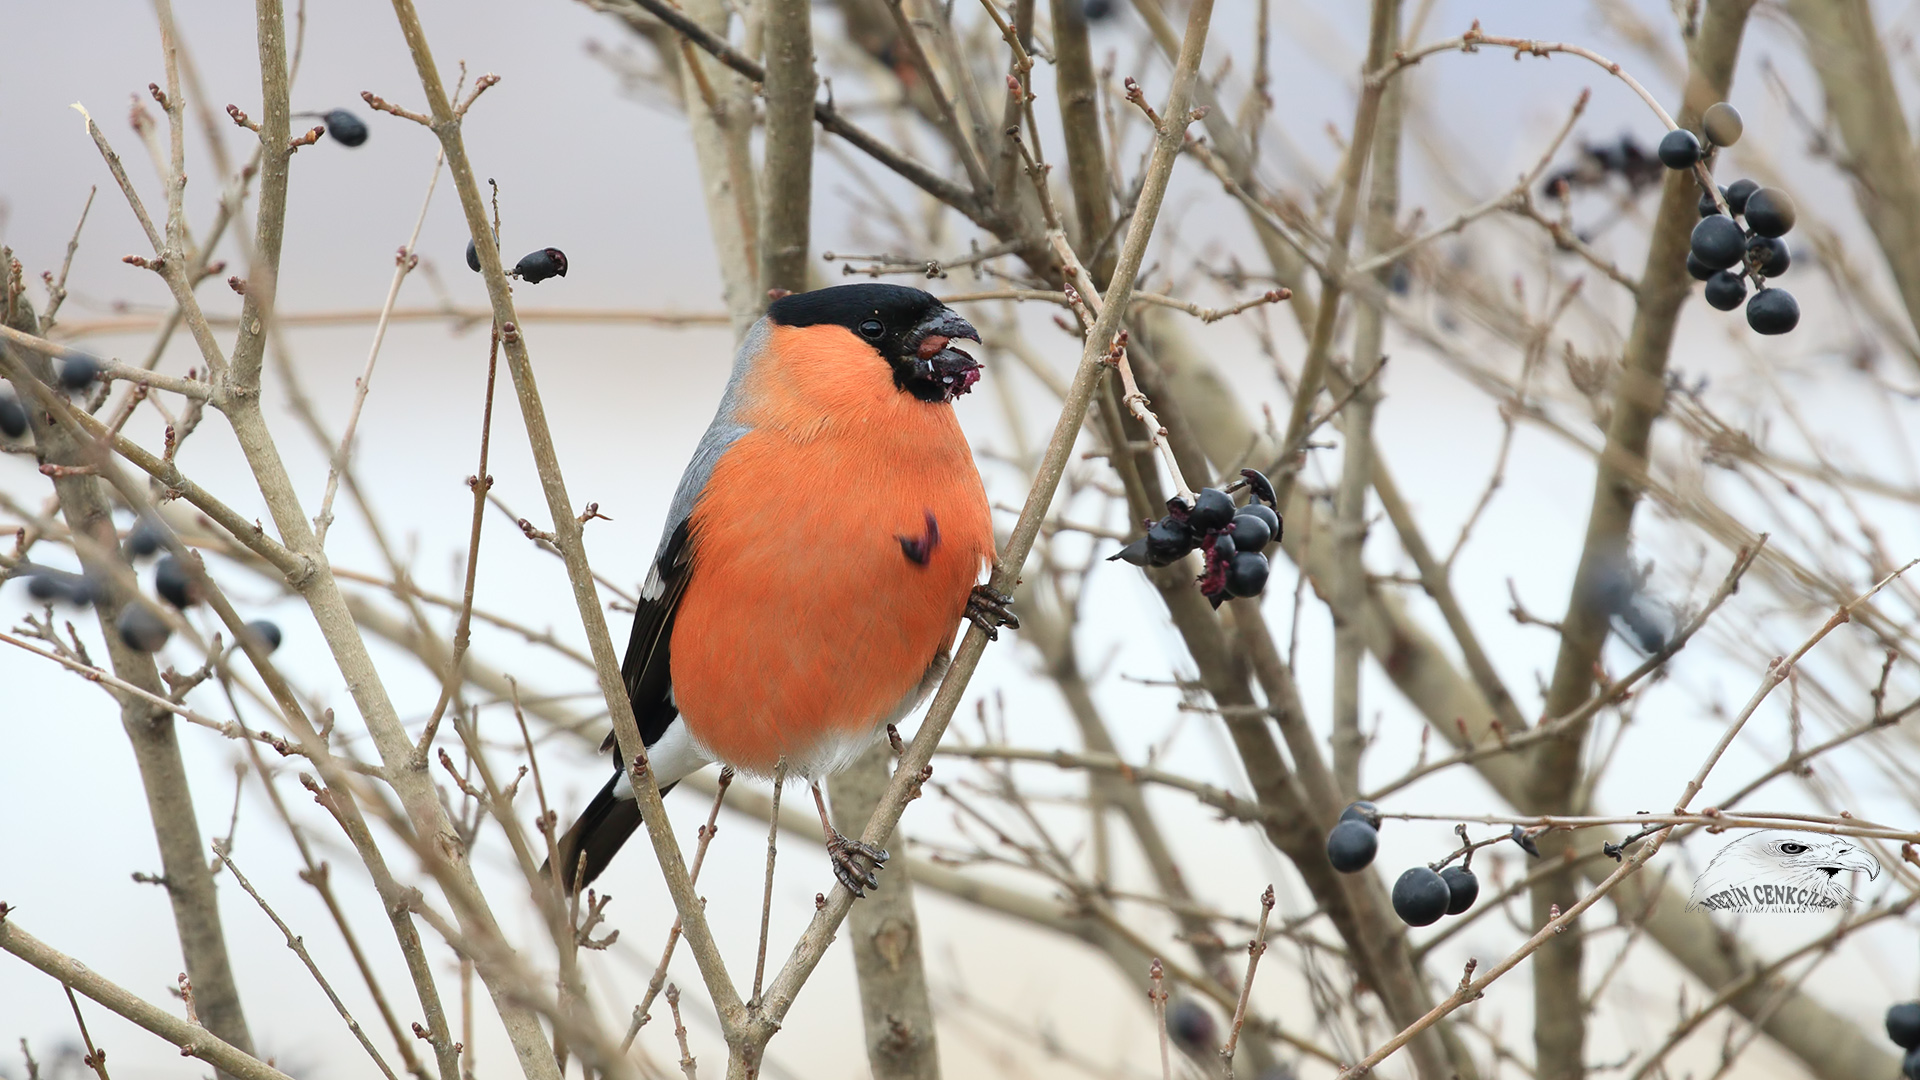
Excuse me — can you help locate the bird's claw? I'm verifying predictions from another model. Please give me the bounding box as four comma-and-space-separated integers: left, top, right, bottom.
966, 585, 1018, 641
826, 829, 889, 898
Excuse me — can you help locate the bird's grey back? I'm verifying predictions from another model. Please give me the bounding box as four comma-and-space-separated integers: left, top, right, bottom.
651, 317, 770, 567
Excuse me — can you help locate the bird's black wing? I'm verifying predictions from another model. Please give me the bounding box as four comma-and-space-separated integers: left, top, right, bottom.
606, 515, 693, 757
548, 518, 693, 891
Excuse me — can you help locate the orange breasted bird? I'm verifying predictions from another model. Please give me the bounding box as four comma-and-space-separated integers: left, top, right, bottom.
548, 284, 1016, 896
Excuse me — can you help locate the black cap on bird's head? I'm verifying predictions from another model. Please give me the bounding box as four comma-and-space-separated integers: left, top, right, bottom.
767, 283, 982, 403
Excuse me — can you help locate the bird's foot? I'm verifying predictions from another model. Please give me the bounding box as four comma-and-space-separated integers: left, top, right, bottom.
966, 585, 1018, 641
825, 829, 889, 898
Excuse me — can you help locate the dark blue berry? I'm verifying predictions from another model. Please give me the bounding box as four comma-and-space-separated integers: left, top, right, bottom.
1326, 819, 1378, 873
1440, 866, 1479, 915
1906, 1045, 1920, 1080
1702, 102, 1743, 147
1747, 235, 1789, 277
243, 618, 283, 653
1886, 1002, 1920, 1049
1744, 188, 1796, 237
1704, 271, 1746, 311
1746, 288, 1799, 335
1657, 128, 1701, 169
1165, 998, 1216, 1055
59, 352, 100, 390
1212, 531, 1236, 562
155, 553, 199, 608
117, 602, 170, 653
1187, 487, 1235, 532
323, 109, 368, 147
1689, 215, 1745, 270
1238, 501, 1281, 539
1392, 867, 1450, 927
1144, 517, 1196, 566
1724, 178, 1759, 216
1686, 252, 1717, 282
1238, 468, 1277, 506
1224, 550, 1269, 598
127, 518, 167, 559
1697, 186, 1728, 218
24, 569, 93, 607
514, 248, 568, 284
1082, 0, 1113, 18
0, 390, 25, 438
1230, 512, 1272, 551
1340, 800, 1382, 829
466, 239, 481, 273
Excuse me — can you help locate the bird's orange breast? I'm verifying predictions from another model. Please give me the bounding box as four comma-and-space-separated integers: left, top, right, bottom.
668, 323, 993, 776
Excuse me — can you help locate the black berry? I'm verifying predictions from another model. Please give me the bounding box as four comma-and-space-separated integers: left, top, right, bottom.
1165, 998, 1216, 1055
243, 619, 284, 653
1746, 288, 1799, 335
1339, 800, 1382, 830
1187, 487, 1235, 532
1237, 501, 1281, 540
1144, 517, 1196, 566
1439, 866, 1479, 915
1697, 186, 1728, 218
0, 390, 25, 438
117, 602, 171, 653
59, 352, 100, 390
1906, 1046, 1920, 1080
514, 248, 569, 284
1686, 252, 1717, 282
1703, 271, 1746, 311
1391, 867, 1450, 927
127, 518, 167, 559
155, 553, 200, 608
1743, 187, 1796, 237
1702, 102, 1743, 147
1082, 0, 1113, 18
322, 109, 368, 147
1238, 468, 1277, 506
1224, 550, 1269, 598
1886, 1002, 1920, 1049
1724, 178, 1759, 216
1657, 128, 1701, 169
1326, 819, 1379, 873
1212, 531, 1236, 562
26, 570, 91, 606
466, 238, 482, 273
1230, 512, 1272, 551
1689, 215, 1745, 270
1746, 234, 1789, 277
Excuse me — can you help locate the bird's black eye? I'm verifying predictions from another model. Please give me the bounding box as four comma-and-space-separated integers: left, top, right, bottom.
1780, 842, 1806, 854
858, 318, 884, 340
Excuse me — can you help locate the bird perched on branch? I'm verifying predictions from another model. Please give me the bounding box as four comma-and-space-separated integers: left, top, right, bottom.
547, 284, 1014, 897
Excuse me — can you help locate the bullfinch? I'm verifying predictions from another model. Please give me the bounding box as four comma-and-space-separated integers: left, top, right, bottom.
548, 284, 1015, 896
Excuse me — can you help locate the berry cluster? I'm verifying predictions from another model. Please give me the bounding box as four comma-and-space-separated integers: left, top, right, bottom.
1658, 102, 1799, 335
1325, 804, 1549, 927
1109, 468, 1283, 605
466, 238, 569, 284
11, 518, 281, 658
1887, 1002, 1920, 1079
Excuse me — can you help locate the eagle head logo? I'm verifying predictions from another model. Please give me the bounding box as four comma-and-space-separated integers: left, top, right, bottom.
1687, 831, 1880, 912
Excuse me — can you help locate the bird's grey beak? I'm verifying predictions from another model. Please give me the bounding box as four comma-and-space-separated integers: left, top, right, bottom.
912, 307, 981, 348
908, 306, 982, 400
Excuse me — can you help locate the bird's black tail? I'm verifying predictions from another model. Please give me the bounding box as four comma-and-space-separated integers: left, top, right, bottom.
543, 773, 641, 892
